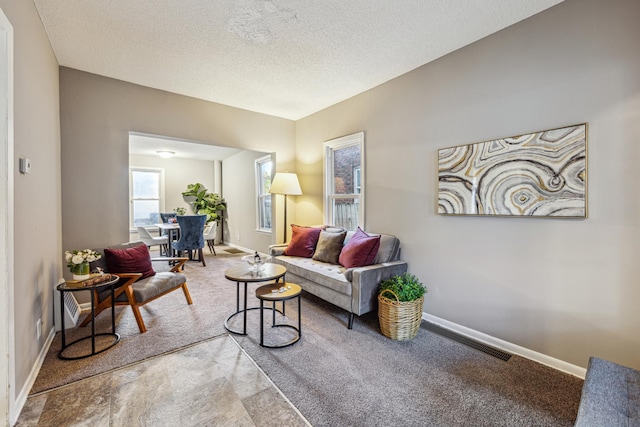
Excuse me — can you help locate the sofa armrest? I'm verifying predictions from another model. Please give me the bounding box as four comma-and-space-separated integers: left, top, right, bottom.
269, 244, 288, 257
350, 260, 409, 316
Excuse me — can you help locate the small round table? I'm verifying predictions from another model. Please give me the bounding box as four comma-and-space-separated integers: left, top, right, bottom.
57, 275, 120, 360
224, 263, 287, 335
255, 283, 302, 348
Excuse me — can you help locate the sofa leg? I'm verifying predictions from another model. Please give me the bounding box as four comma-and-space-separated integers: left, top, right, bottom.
348, 312, 354, 329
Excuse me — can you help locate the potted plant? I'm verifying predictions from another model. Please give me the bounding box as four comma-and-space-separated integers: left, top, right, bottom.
181, 182, 226, 224
378, 273, 427, 340
174, 207, 186, 216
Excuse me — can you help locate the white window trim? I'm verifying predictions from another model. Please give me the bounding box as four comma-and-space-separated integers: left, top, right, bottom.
255, 155, 272, 233
323, 132, 365, 229
129, 167, 165, 231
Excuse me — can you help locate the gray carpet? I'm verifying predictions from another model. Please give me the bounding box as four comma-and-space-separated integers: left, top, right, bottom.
33, 249, 584, 426
234, 293, 584, 426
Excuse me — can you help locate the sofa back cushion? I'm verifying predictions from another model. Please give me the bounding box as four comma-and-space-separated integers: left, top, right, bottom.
343, 230, 401, 264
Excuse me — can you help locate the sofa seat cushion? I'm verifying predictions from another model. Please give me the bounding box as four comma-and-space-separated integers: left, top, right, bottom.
274, 256, 352, 296
115, 272, 187, 303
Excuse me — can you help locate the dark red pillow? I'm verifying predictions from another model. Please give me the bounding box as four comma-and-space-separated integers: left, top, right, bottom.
338, 227, 381, 268
104, 244, 155, 280
283, 225, 323, 258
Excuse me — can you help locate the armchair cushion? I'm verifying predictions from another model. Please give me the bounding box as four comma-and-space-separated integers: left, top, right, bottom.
104, 244, 155, 280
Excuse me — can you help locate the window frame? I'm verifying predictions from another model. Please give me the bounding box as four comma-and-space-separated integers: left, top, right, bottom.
255, 155, 273, 233
129, 167, 165, 231
323, 132, 365, 230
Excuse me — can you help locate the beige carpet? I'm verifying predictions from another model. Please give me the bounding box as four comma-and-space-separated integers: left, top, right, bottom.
31, 246, 247, 394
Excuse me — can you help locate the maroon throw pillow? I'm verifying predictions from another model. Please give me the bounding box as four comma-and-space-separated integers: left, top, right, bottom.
283, 225, 323, 258
338, 227, 381, 268
104, 244, 155, 280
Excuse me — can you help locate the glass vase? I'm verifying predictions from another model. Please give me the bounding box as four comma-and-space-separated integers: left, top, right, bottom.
71, 262, 90, 281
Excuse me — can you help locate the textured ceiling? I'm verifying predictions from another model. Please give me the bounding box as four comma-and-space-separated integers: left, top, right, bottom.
34, 0, 563, 120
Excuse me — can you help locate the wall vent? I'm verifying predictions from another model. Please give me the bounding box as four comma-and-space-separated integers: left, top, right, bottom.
424, 322, 512, 361
53, 278, 80, 331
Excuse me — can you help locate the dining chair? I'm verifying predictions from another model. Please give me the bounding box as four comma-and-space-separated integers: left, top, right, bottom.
203, 222, 218, 255
172, 214, 207, 266
137, 226, 169, 256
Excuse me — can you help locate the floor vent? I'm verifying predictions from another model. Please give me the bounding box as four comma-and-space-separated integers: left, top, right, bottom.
424, 322, 512, 362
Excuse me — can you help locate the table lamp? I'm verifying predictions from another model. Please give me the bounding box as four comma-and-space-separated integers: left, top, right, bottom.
269, 172, 302, 243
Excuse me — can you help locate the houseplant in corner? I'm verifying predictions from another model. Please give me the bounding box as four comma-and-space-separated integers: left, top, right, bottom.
378, 273, 427, 340
181, 182, 226, 224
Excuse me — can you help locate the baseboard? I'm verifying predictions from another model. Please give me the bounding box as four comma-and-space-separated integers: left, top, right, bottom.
423, 313, 587, 379
12, 326, 55, 424
225, 242, 258, 255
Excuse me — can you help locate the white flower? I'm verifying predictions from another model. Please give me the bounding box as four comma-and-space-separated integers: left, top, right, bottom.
71, 254, 84, 265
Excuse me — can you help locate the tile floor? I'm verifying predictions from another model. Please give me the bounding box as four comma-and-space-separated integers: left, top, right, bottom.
16, 335, 310, 427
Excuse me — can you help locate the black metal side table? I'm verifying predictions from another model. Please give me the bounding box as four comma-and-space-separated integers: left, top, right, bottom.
224, 263, 287, 335
56, 275, 120, 360
255, 282, 302, 348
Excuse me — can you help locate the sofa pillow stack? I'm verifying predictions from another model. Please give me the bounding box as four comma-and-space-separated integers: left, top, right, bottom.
283, 225, 380, 269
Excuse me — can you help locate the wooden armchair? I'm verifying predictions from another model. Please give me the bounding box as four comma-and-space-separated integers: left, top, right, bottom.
79, 242, 192, 333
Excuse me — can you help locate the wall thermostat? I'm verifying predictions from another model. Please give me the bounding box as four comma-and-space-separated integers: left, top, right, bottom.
19, 157, 31, 174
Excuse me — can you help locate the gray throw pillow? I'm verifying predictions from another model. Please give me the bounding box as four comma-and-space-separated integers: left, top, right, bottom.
312, 230, 347, 264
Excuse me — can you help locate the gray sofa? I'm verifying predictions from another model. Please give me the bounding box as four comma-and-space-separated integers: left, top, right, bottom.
269, 228, 408, 329
575, 357, 640, 426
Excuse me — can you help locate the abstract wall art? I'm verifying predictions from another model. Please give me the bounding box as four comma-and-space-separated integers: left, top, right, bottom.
437, 123, 587, 218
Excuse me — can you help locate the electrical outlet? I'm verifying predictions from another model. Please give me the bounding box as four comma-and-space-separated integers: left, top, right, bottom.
36, 318, 42, 339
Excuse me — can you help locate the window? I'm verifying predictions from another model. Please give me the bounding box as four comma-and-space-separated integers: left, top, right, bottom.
256, 156, 272, 231
324, 132, 364, 230
130, 168, 164, 229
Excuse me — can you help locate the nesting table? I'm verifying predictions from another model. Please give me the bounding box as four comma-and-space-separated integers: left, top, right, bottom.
224, 263, 287, 336
255, 282, 302, 348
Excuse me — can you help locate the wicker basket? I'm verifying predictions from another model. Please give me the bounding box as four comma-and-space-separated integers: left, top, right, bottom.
378, 289, 424, 340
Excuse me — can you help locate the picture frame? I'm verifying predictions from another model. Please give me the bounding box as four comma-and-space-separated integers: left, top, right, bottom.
437, 123, 587, 218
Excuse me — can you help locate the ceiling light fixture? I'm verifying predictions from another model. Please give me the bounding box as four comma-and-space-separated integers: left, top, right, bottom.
156, 150, 175, 159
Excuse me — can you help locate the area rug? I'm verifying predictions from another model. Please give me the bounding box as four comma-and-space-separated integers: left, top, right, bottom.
233, 293, 584, 426
30, 247, 248, 394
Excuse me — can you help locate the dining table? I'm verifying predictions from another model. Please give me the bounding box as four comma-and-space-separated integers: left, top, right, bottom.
156, 222, 180, 256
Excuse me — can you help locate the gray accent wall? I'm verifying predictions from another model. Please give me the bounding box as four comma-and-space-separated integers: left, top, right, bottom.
295, 0, 640, 369
59, 68, 295, 253
0, 0, 61, 415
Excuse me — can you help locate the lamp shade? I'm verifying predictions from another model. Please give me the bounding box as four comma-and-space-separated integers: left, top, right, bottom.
269, 172, 302, 195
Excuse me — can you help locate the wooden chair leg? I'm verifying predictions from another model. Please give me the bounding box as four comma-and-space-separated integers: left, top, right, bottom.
199, 248, 206, 267
124, 284, 147, 333
181, 283, 193, 304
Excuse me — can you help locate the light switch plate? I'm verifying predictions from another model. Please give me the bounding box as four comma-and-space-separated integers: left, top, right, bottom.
19, 157, 31, 174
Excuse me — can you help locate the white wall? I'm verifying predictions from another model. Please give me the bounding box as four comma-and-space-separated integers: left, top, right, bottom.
129, 153, 216, 222
222, 150, 275, 253
295, 0, 640, 369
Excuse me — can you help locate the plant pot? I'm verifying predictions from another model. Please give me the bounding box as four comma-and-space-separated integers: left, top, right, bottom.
378, 290, 424, 340
71, 262, 90, 281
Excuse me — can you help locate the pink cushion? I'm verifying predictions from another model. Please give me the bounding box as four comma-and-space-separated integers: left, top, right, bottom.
104, 244, 155, 280
283, 225, 323, 258
339, 227, 381, 268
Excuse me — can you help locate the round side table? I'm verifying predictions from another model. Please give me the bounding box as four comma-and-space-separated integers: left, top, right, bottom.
255, 282, 302, 348
224, 263, 287, 335
56, 275, 120, 360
